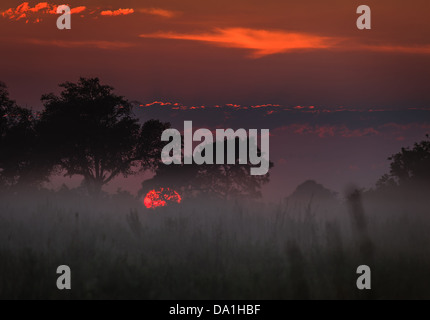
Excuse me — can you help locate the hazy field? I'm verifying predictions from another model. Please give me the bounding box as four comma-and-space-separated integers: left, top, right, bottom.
0, 189, 429, 300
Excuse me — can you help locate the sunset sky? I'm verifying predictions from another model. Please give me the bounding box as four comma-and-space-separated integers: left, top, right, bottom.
1, 0, 430, 199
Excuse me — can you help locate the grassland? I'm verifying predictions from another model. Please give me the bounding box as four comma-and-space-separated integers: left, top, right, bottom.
0, 189, 429, 300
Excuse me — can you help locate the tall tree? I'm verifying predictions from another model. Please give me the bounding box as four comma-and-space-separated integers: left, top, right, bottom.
38, 78, 169, 195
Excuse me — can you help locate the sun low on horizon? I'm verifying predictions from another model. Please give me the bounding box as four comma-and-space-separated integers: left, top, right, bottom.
143, 188, 182, 209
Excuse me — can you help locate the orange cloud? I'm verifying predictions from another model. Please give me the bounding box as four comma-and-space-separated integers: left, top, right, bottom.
100, 8, 134, 16
140, 28, 340, 58
139, 27, 430, 58
70, 6, 86, 14
1, 3, 139, 23
1, 2, 86, 22
138, 8, 176, 18
27, 2, 50, 13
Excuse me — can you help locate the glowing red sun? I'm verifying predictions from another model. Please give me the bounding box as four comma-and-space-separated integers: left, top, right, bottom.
143, 188, 182, 209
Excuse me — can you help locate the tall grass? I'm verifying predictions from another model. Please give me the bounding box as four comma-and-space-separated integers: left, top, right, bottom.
0, 189, 429, 299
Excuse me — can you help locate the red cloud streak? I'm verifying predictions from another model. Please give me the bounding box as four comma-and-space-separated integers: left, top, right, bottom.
100, 8, 134, 16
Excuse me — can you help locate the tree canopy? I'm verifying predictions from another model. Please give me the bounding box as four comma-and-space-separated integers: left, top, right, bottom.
0, 82, 47, 187
37, 78, 169, 194
140, 138, 274, 200
287, 180, 337, 204
377, 135, 430, 190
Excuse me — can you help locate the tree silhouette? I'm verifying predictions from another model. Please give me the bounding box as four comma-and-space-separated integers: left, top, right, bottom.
377, 135, 430, 189
287, 180, 337, 205
0, 81, 15, 110
37, 78, 169, 195
0, 82, 48, 187
140, 138, 273, 200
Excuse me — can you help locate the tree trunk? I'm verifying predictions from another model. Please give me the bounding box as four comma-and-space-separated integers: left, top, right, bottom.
92, 180, 103, 197
84, 176, 104, 197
